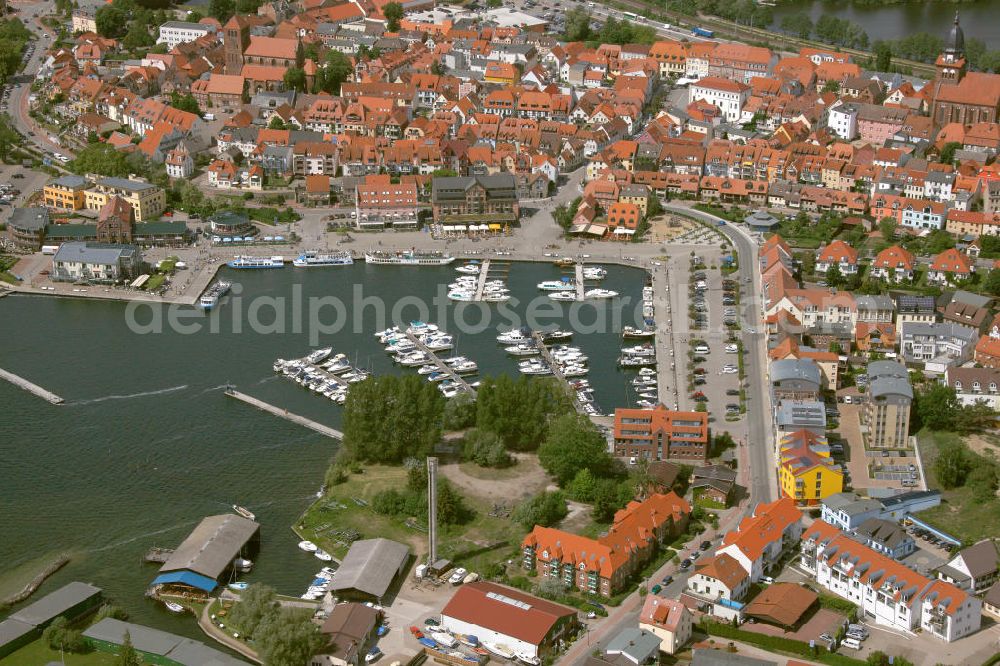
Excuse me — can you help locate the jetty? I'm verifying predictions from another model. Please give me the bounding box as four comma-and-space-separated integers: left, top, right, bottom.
404, 333, 475, 396
472, 259, 491, 301
224, 388, 343, 440
0, 368, 64, 404
530, 332, 584, 414
143, 547, 174, 564
574, 263, 585, 301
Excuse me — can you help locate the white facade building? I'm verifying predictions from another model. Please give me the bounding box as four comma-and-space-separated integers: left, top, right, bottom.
688, 77, 749, 123
828, 104, 859, 140
156, 21, 216, 49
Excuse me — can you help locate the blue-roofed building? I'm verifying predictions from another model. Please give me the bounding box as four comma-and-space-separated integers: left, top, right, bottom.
150, 514, 259, 596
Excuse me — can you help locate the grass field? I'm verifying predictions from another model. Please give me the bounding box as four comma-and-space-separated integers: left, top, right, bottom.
0, 640, 123, 666
295, 464, 525, 573
916, 430, 1000, 546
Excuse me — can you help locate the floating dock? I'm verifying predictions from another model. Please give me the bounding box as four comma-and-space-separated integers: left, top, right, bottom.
143, 547, 174, 564
472, 258, 491, 301
0, 368, 64, 404
404, 333, 476, 396
575, 263, 585, 301
225, 388, 344, 439
530, 332, 585, 414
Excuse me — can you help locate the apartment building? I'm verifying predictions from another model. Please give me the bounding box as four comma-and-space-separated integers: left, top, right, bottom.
800, 522, 981, 642
521, 493, 690, 597
779, 430, 843, 505
613, 405, 710, 462
900, 322, 977, 365
355, 175, 419, 230
866, 361, 913, 450
156, 21, 216, 49
84, 178, 166, 222
688, 78, 749, 123
717, 497, 802, 582
43, 175, 90, 211
431, 174, 519, 226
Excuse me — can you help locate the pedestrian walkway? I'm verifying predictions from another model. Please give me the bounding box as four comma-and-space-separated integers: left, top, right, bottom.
224, 388, 343, 439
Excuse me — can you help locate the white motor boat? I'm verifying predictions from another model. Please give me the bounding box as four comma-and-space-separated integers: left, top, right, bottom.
585, 288, 618, 299
484, 292, 511, 302
623, 326, 656, 339
164, 601, 185, 613
417, 364, 438, 375
406, 321, 438, 336
298, 540, 318, 552
306, 347, 333, 364
448, 290, 475, 302
432, 632, 458, 648
639, 368, 657, 376
482, 643, 517, 660
582, 267, 607, 280
549, 292, 578, 301
497, 329, 532, 344
455, 263, 480, 274
622, 344, 655, 357
537, 280, 576, 291
451, 360, 478, 374
315, 549, 333, 562
506, 344, 539, 356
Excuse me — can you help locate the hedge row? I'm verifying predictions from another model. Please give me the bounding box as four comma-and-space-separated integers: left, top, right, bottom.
699, 620, 866, 666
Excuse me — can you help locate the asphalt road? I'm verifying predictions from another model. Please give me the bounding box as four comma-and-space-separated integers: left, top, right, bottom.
669, 204, 777, 508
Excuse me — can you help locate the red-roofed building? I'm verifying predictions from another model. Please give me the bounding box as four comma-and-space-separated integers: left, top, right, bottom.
689, 77, 749, 123
606, 201, 640, 239
928, 247, 974, 285
800, 523, 981, 641
521, 492, 691, 597
354, 174, 418, 229
687, 552, 750, 602
639, 596, 692, 654
871, 245, 916, 282
717, 497, 802, 581
815, 240, 858, 275
440, 582, 578, 661
613, 404, 710, 462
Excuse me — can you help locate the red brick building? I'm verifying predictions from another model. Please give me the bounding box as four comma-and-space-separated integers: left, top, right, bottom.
614, 404, 710, 461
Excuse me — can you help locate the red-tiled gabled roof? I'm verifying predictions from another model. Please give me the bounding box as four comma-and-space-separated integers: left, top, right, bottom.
441, 582, 576, 646
929, 248, 972, 275
872, 244, 915, 271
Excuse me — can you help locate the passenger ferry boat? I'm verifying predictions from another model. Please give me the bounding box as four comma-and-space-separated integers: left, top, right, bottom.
365, 250, 454, 265
227, 256, 285, 269
199, 281, 231, 309
292, 250, 354, 267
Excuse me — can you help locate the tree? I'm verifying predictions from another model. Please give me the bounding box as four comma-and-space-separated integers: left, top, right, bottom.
0, 115, 20, 161
117, 630, 141, 666
873, 41, 893, 72
430, 60, 446, 76
42, 617, 86, 653
283, 66, 306, 92
915, 383, 960, 431
463, 428, 513, 468
314, 50, 353, 94
567, 467, 598, 502
268, 115, 288, 130
122, 20, 154, 50
475, 375, 572, 451
209, 0, 235, 22
538, 414, 613, 486
939, 141, 962, 166
511, 491, 568, 530
295, 38, 305, 69
95, 5, 128, 38
564, 7, 592, 42
878, 217, 897, 241
934, 440, 971, 490
94, 603, 128, 622
70, 142, 132, 177
983, 269, 1000, 297
169, 91, 201, 116
825, 263, 844, 288
968, 462, 999, 503
255, 607, 327, 666
821, 79, 841, 93
383, 2, 403, 32
226, 583, 278, 637
779, 12, 812, 39
647, 195, 663, 219
442, 391, 476, 430
436, 479, 472, 525
342, 375, 444, 464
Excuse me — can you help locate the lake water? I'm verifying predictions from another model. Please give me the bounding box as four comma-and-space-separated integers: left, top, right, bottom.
0, 260, 647, 639
770, 0, 1000, 50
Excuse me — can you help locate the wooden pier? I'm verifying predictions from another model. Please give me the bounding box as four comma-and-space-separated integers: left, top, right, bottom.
472, 259, 491, 301
224, 388, 344, 440
530, 332, 585, 414
404, 333, 475, 396
0, 368, 64, 404
144, 547, 174, 564
575, 263, 585, 301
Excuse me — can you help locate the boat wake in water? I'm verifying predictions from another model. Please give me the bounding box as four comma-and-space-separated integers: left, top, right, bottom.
72, 385, 190, 405
85, 520, 196, 553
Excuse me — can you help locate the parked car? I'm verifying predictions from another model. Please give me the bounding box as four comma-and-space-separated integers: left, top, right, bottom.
651, 584, 662, 595
409, 626, 423, 638
679, 559, 692, 570
661, 575, 674, 586
726, 389, 740, 396
700, 541, 711, 551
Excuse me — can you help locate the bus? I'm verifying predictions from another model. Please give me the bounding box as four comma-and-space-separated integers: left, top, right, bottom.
692, 26, 715, 38
622, 11, 639, 21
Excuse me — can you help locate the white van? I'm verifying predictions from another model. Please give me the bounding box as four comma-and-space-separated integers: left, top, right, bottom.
204, 113, 216, 121
840, 638, 861, 650
694, 345, 710, 355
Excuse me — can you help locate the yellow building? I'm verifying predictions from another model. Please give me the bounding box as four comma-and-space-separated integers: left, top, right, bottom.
43, 175, 91, 211
779, 429, 843, 505
85, 177, 166, 222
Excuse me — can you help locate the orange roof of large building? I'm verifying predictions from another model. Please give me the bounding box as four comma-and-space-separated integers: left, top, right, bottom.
693, 552, 747, 590
693, 76, 749, 94
722, 497, 799, 561
441, 582, 576, 646
929, 247, 973, 274
817, 239, 858, 265
523, 492, 691, 579
873, 244, 916, 271
244, 36, 298, 60
744, 582, 818, 627
640, 596, 687, 631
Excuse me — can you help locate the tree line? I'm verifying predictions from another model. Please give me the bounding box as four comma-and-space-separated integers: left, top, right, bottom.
225, 584, 328, 665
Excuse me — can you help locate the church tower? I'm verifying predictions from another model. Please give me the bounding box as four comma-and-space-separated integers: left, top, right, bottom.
223, 15, 251, 75
935, 12, 967, 85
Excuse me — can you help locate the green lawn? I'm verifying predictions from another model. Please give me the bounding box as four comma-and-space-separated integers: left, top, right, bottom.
0, 255, 19, 284
916, 430, 1000, 546
0, 639, 123, 666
